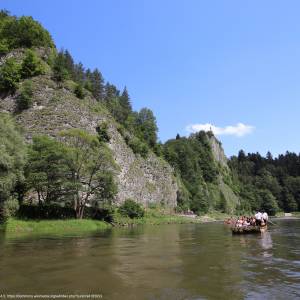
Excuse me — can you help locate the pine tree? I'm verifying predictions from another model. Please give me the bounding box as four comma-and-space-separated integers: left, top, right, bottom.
73, 62, 85, 83
63, 50, 75, 78
104, 82, 120, 100
90, 68, 104, 101
52, 52, 69, 82
119, 86, 132, 122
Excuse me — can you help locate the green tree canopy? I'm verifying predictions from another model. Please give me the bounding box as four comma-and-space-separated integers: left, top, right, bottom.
0, 13, 54, 50
27, 131, 118, 218
0, 114, 26, 217
0, 58, 21, 93
21, 49, 45, 78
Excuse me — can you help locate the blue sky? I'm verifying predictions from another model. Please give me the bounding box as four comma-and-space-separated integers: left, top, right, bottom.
2, 0, 300, 157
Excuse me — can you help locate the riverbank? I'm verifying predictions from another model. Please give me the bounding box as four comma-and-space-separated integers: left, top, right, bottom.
0, 210, 233, 237
2, 218, 112, 237
112, 209, 231, 226
275, 211, 300, 218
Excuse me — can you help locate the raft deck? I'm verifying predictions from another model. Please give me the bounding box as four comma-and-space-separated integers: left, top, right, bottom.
231, 225, 267, 234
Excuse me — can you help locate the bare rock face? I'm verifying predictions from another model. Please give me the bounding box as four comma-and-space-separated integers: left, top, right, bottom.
208, 135, 228, 168
0, 58, 178, 208
109, 127, 177, 207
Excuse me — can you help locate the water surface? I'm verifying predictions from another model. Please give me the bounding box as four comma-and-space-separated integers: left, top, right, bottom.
0, 219, 299, 299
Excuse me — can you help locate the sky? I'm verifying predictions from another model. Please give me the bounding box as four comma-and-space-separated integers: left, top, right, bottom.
2, 0, 300, 157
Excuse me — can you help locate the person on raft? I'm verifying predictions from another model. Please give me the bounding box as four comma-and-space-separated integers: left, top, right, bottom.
255, 211, 263, 226
262, 211, 268, 225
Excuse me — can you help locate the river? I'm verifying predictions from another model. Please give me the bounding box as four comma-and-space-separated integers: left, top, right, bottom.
0, 219, 299, 299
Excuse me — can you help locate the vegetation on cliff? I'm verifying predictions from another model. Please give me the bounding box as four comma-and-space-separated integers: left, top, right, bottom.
0, 9, 299, 227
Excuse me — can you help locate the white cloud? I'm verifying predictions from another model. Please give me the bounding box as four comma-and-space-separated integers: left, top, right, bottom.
185, 122, 254, 137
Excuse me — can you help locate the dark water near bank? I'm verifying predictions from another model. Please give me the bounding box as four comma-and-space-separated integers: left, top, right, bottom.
0, 219, 300, 300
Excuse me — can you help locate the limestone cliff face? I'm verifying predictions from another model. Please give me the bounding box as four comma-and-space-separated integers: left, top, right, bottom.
209, 135, 228, 168
0, 50, 178, 208
208, 135, 240, 214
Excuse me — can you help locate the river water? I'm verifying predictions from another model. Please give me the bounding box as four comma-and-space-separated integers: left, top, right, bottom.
0, 219, 299, 300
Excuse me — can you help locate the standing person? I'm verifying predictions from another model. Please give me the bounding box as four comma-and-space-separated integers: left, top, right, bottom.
255, 211, 262, 226
262, 211, 269, 224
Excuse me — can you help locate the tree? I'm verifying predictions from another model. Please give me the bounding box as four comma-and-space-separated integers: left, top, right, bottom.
1, 15, 54, 50
104, 82, 120, 100
73, 62, 85, 83
74, 83, 85, 99
52, 52, 69, 82
26, 135, 71, 205
191, 189, 210, 214
63, 50, 75, 78
0, 58, 21, 93
59, 129, 117, 218
27, 131, 118, 218
136, 108, 158, 148
21, 49, 45, 78
258, 189, 279, 216
17, 80, 33, 111
0, 114, 26, 218
119, 87, 132, 122
89, 68, 105, 100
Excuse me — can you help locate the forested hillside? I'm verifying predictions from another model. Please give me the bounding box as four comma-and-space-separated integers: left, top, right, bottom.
0, 10, 299, 221
229, 151, 300, 215
0, 10, 177, 220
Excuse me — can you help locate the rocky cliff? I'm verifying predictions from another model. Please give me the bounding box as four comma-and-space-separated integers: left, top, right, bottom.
0, 49, 178, 209
208, 135, 240, 213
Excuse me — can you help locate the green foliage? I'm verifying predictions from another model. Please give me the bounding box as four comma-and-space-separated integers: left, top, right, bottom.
229, 151, 300, 214
0, 58, 21, 92
5, 218, 111, 236
119, 199, 145, 219
2, 197, 19, 218
96, 122, 110, 142
21, 49, 45, 78
258, 189, 279, 216
135, 108, 158, 148
26, 135, 71, 205
190, 189, 210, 215
86, 68, 105, 100
176, 182, 191, 212
59, 129, 117, 218
52, 52, 69, 82
118, 87, 132, 123
164, 131, 218, 213
74, 83, 85, 99
0, 12, 54, 50
0, 39, 9, 55
26, 131, 118, 219
16, 80, 33, 111
127, 136, 149, 158
0, 114, 26, 218
216, 191, 227, 213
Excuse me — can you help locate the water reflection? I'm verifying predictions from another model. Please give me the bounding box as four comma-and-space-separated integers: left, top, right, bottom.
0, 220, 299, 299
259, 232, 273, 251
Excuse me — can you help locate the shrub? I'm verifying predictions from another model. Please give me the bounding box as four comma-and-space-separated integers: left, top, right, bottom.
16, 80, 33, 111
128, 137, 149, 158
74, 83, 85, 99
119, 199, 145, 219
96, 122, 110, 142
21, 49, 45, 78
3, 197, 19, 218
17, 204, 76, 220
0, 58, 21, 93
0, 40, 9, 56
